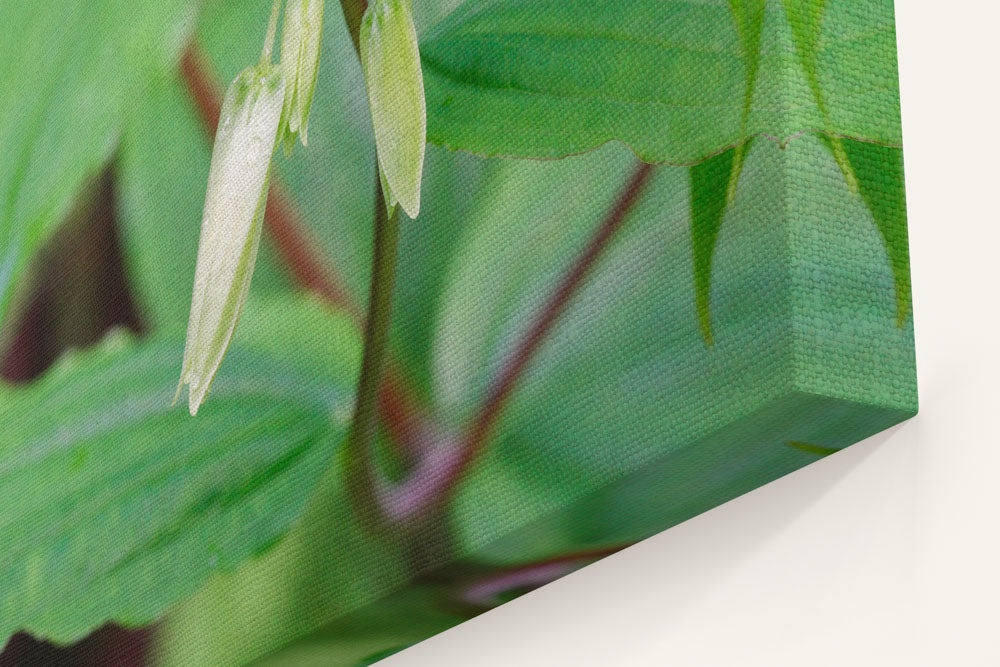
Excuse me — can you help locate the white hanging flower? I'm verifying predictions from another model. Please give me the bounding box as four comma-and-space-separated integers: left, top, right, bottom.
280, 0, 325, 155
176, 63, 284, 415
360, 0, 426, 219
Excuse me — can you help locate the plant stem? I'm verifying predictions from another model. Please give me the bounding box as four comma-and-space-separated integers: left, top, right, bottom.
380, 162, 656, 522
455, 543, 633, 611
346, 181, 400, 516
182, 37, 652, 528
464, 163, 655, 457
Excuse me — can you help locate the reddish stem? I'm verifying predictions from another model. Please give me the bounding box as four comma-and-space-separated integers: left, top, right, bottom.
380, 163, 656, 521
181, 46, 358, 316
181, 42, 655, 525
455, 543, 634, 611
464, 163, 654, 460
265, 185, 362, 320
179, 45, 221, 133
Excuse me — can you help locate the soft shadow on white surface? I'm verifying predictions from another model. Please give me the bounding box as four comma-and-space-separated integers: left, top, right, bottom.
387, 1, 1000, 664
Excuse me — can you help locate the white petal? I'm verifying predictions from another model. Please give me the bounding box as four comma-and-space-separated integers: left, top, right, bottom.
280, 0, 324, 152
178, 64, 284, 414
281, 0, 305, 134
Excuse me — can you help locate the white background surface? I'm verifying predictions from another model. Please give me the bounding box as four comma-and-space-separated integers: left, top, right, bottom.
387, 1, 1000, 665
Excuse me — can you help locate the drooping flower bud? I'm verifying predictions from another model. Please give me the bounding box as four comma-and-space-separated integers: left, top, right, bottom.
280, 0, 325, 156
176, 63, 284, 415
360, 0, 426, 219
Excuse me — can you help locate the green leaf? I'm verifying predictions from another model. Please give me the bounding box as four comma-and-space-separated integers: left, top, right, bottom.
689, 137, 910, 346
782, 0, 860, 192
840, 139, 911, 325
0, 0, 199, 337
729, 0, 767, 120
0, 296, 360, 645
431, 137, 914, 557
479, 393, 904, 565
726, 0, 766, 203
430, 143, 639, 424
690, 148, 737, 345
419, 0, 901, 163
782, 0, 829, 117
686, 3, 766, 344
157, 436, 412, 667
390, 147, 496, 397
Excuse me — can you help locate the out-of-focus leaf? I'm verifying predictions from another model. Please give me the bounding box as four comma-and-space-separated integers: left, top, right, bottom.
431, 137, 914, 555
157, 435, 413, 667
729, 0, 767, 121
687, 136, 908, 347
0, 0, 199, 337
726, 0, 765, 204
0, 296, 359, 646
390, 146, 495, 397
430, 143, 638, 425
782, 0, 828, 115
250, 588, 462, 667
782, 0, 859, 192
419, 0, 901, 163
476, 392, 907, 565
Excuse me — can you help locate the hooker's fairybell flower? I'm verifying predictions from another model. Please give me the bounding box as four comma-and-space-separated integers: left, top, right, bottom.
280, 0, 324, 156
360, 0, 426, 219
176, 64, 284, 415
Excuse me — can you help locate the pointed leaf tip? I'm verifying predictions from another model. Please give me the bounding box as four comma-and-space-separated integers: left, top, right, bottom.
840, 139, 911, 326
689, 148, 737, 345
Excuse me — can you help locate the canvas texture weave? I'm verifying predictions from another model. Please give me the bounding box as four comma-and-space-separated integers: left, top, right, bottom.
0, 1, 914, 664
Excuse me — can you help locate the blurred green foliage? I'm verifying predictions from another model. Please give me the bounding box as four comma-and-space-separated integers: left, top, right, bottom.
0, 0, 913, 663
0, 0, 200, 338
420, 0, 902, 161
0, 296, 360, 644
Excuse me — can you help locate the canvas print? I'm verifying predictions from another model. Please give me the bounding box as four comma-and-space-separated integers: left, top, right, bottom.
0, 0, 915, 664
